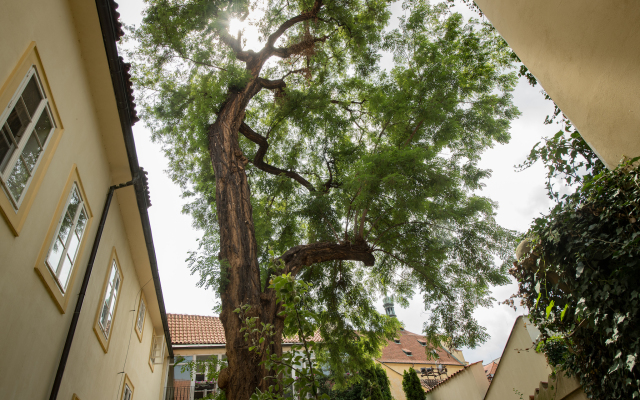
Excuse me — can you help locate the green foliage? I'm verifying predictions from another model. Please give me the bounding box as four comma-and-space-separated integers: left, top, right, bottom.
512, 157, 640, 399
235, 271, 399, 400
517, 130, 606, 202
130, 0, 520, 357
178, 355, 228, 400
402, 368, 424, 400
535, 336, 570, 369
317, 364, 390, 400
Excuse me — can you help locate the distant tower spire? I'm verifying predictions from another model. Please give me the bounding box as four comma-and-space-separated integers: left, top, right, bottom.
383, 295, 397, 318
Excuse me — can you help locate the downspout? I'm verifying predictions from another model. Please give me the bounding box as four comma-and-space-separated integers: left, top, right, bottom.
48, 177, 140, 400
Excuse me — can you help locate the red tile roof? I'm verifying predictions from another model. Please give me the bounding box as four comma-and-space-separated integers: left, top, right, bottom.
167, 314, 322, 345
377, 329, 464, 365
483, 358, 499, 376
422, 361, 483, 393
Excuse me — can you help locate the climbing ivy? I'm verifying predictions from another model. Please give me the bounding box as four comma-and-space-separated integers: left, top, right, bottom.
511, 157, 640, 399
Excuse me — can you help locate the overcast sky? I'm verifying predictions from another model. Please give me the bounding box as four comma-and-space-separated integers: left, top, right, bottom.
118, 0, 559, 366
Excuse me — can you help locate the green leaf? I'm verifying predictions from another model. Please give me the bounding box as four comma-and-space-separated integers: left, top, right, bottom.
560, 304, 569, 321
545, 300, 555, 319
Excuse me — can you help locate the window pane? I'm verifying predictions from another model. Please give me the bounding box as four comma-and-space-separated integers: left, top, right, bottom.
123, 385, 132, 400
57, 211, 74, 249
6, 100, 30, 143
22, 76, 42, 117
7, 159, 30, 200
100, 298, 111, 332
173, 364, 192, 382
136, 300, 145, 331
75, 208, 88, 236
58, 255, 73, 290
67, 189, 81, 219
66, 230, 81, 265
100, 263, 121, 338
22, 131, 43, 172
47, 237, 65, 272
34, 109, 53, 145
0, 126, 14, 171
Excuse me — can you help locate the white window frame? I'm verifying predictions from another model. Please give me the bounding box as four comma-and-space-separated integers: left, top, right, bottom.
136, 296, 146, 336
44, 182, 88, 293
99, 260, 122, 339
122, 384, 133, 400
0, 67, 56, 209
150, 334, 166, 365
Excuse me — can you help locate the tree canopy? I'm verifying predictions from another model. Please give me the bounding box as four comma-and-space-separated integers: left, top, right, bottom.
130, 0, 519, 398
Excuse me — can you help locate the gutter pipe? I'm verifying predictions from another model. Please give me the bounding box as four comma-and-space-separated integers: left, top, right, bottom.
49, 178, 136, 400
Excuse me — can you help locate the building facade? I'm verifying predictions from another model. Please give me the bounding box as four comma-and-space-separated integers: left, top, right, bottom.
0, 1, 173, 399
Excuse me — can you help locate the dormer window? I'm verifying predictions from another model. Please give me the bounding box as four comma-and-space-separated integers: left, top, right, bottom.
394, 338, 401, 344
402, 349, 412, 356
417, 339, 426, 346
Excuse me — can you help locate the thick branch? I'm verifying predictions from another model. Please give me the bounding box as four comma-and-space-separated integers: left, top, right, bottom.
265, 0, 324, 48
239, 123, 317, 192
272, 34, 332, 59
218, 30, 253, 62
281, 241, 375, 275
257, 77, 287, 89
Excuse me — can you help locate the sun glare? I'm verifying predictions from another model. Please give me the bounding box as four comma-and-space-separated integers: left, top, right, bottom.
228, 18, 244, 34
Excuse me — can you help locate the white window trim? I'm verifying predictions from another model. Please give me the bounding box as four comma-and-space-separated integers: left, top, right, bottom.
99, 260, 122, 339
44, 182, 88, 293
0, 67, 55, 209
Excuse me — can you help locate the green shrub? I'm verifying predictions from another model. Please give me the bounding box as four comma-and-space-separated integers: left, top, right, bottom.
402, 368, 424, 400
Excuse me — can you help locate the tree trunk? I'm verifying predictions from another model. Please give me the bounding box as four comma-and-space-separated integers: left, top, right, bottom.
210, 92, 284, 400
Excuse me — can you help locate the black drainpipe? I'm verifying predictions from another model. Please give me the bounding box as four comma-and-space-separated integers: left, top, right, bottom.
48, 176, 141, 400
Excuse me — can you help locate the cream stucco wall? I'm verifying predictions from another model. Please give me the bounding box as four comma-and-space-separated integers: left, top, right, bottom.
425, 362, 488, 400
474, 0, 640, 169
377, 362, 465, 400
484, 317, 551, 400
0, 0, 167, 399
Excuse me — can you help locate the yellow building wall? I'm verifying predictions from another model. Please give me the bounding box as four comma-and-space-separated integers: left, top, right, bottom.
376, 362, 465, 400
475, 0, 640, 169
0, 0, 167, 399
484, 317, 551, 400
425, 363, 489, 400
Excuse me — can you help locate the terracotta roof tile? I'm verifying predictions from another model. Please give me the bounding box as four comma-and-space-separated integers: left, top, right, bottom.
377, 330, 464, 365
422, 361, 483, 393
168, 314, 226, 345
167, 314, 322, 345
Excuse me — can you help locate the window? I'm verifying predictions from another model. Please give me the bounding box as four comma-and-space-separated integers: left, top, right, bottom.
122, 384, 132, 400
33, 166, 92, 313
135, 294, 146, 342
45, 183, 88, 292
93, 248, 124, 352
99, 261, 121, 337
0, 68, 55, 206
148, 331, 165, 371
120, 374, 134, 400
402, 348, 412, 356
0, 43, 64, 236
164, 354, 227, 400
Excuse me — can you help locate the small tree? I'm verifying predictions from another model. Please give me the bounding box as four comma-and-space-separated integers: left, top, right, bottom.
402, 368, 424, 400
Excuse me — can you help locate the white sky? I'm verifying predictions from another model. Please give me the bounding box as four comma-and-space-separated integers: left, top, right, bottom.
118, 0, 559, 366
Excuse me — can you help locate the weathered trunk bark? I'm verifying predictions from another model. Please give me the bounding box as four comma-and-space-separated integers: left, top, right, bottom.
210, 90, 283, 400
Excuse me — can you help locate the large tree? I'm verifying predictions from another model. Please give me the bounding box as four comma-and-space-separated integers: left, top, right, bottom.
130, 1, 519, 399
